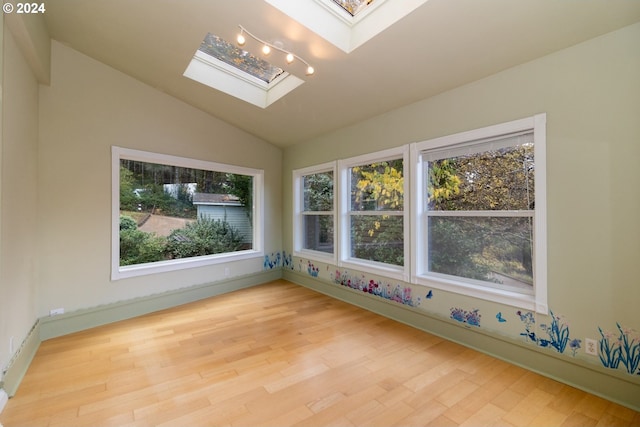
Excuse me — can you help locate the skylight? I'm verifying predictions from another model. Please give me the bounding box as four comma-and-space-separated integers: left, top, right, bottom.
264, 0, 429, 53
332, 0, 374, 16
183, 33, 304, 108
198, 33, 284, 84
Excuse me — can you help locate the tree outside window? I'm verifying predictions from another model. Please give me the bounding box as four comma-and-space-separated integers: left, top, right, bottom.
425, 133, 535, 292
348, 158, 404, 267
302, 171, 334, 253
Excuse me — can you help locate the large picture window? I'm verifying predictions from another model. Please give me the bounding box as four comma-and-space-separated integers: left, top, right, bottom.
112, 147, 263, 280
339, 146, 409, 280
412, 114, 547, 312
293, 162, 336, 262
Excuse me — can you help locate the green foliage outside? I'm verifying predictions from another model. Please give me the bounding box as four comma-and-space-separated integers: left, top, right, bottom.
119, 215, 166, 266
304, 172, 333, 211
227, 174, 253, 220
118, 160, 252, 267
119, 215, 244, 266
166, 216, 244, 259
427, 144, 535, 285
350, 160, 404, 266
119, 167, 138, 211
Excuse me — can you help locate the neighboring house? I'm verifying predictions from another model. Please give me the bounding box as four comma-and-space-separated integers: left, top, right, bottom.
192, 193, 252, 246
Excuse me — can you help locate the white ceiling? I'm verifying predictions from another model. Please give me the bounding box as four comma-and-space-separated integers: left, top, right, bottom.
43, 0, 640, 148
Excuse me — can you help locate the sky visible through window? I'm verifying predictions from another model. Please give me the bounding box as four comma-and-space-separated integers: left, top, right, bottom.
331, 0, 374, 16
199, 33, 284, 84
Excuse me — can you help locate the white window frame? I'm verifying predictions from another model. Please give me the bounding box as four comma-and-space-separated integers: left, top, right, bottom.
411, 114, 547, 313
338, 146, 410, 281
292, 161, 337, 264
112, 146, 264, 280
264, 0, 429, 53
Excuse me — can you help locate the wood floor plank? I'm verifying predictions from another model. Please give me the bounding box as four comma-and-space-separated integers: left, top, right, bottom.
1, 279, 638, 427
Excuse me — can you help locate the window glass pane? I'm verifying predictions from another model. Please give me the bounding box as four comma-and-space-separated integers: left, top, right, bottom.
303, 172, 333, 211
119, 159, 253, 267
350, 159, 404, 211
199, 33, 284, 84
331, 0, 374, 16
428, 216, 533, 289
351, 215, 404, 266
428, 142, 534, 211
303, 214, 334, 253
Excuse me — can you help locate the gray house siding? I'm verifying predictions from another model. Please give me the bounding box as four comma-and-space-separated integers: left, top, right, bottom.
196, 205, 252, 245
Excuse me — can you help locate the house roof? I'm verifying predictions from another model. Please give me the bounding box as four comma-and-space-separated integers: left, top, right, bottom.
192, 193, 242, 206
42, 1, 640, 147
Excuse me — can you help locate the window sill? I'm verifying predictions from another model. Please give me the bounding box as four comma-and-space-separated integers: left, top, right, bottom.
340, 258, 408, 282
293, 249, 337, 265
112, 249, 263, 280
413, 273, 547, 314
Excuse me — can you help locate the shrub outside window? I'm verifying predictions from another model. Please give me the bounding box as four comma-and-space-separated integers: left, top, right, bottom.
293, 162, 336, 263
412, 114, 547, 312
112, 147, 263, 280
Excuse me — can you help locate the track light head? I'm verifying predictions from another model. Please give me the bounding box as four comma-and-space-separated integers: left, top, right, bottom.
236, 25, 315, 77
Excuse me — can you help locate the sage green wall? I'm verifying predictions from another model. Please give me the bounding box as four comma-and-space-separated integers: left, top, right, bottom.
36, 41, 282, 316
0, 27, 40, 383
283, 23, 640, 362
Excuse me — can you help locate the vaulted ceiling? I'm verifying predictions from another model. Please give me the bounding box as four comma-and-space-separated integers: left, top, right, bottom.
43, 0, 640, 147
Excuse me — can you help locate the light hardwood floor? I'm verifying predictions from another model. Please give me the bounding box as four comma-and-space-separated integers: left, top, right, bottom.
2, 280, 639, 427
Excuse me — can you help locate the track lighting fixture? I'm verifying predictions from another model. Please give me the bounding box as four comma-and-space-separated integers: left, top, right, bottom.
236, 31, 246, 46
237, 25, 315, 76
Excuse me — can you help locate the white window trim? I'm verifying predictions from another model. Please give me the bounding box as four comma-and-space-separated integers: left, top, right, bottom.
292, 161, 338, 264
183, 50, 304, 109
112, 146, 264, 280
264, 0, 429, 53
411, 114, 547, 313
338, 146, 410, 281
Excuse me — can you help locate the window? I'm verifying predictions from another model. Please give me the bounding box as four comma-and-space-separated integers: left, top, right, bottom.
112, 147, 264, 280
339, 146, 409, 280
293, 162, 336, 263
412, 114, 547, 312
183, 33, 304, 108
198, 33, 284, 83
331, 0, 374, 16
264, 0, 428, 53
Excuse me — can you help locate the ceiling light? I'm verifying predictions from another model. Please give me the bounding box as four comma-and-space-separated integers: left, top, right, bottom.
237, 25, 315, 76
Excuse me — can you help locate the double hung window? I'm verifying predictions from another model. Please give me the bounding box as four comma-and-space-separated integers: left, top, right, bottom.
339, 147, 409, 280
293, 163, 336, 262
412, 114, 547, 311
291, 115, 546, 311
